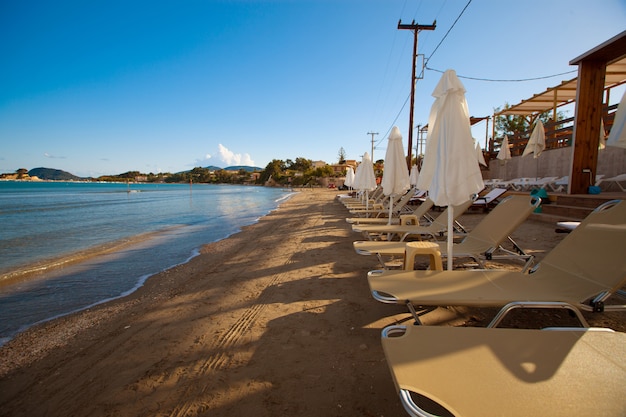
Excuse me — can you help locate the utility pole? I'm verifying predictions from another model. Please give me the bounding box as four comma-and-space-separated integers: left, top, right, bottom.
367, 131, 378, 161
398, 19, 436, 169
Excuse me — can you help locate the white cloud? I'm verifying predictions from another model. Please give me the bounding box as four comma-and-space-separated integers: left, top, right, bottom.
217, 144, 254, 166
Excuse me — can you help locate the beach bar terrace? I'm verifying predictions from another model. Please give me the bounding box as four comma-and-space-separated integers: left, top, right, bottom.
488, 30, 626, 193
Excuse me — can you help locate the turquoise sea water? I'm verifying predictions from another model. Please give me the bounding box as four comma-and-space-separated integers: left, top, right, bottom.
0, 181, 293, 345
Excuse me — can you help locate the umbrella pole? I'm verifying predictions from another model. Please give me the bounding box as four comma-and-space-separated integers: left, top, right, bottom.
447, 207, 453, 270
388, 195, 393, 225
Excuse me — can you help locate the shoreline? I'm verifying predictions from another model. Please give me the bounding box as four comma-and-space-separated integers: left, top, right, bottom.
1, 189, 624, 416
0, 188, 302, 373
0, 187, 295, 346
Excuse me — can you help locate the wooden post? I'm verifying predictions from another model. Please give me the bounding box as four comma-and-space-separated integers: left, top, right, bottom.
398, 20, 436, 170
569, 59, 606, 194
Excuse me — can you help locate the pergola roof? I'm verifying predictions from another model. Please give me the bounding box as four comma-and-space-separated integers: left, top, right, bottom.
495, 55, 626, 117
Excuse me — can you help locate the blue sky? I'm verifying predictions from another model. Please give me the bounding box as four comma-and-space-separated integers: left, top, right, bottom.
1, 0, 625, 177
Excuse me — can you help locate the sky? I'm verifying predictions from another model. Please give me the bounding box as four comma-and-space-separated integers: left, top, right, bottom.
1, 0, 625, 178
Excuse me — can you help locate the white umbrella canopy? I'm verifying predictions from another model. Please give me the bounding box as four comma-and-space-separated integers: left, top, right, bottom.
381, 126, 411, 222
497, 135, 512, 180
497, 135, 512, 161
416, 69, 484, 270
353, 152, 377, 209
345, 166, 355, 189
599, 118, 607, 150
475, 140, 487, 167
410, 164, 420, 186
606, 89, 626, 149
523, 119, 546, 158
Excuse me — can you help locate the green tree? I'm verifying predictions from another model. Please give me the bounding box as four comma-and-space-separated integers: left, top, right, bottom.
312, 165, 334, 177
494, 103, 567, 138
16, 168, 29, 179
259, 159, 285, 184
288, 157, 312, 172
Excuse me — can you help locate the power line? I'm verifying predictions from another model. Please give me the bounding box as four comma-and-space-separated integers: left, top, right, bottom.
425, 0, 472, 64
425, 66, 578, 82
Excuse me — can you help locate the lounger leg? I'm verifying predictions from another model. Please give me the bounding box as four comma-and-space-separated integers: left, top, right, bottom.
406, 301, 423, 325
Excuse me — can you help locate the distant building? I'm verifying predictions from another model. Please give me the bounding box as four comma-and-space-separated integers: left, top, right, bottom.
329, 159, 357, 176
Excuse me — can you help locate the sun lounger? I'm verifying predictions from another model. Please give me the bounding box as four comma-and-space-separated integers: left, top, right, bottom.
341, 186, 383, 207
367, 199, 626, 324
408, 189, 427, 204
470, 187, 506, 212
346, 198, 435, 225
355, 195, 540, 269
359, 188, 421, 218
548, 175, 608, 193
349, 192, 407, 215
482, 178, 504, 189
381, 325, 626, 417
524, 176, 559, 190
555, 221, 579, 233
492, 177, 525, 190
597, 173, 626, 192
509, 177, 537, 191
352, 199, 474, 241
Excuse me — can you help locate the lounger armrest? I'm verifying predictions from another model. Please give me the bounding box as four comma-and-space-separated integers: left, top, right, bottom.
381, 324, 408, 338
487, 301, 590, 328
381, 326, 446, 417
371, 290, 400, 304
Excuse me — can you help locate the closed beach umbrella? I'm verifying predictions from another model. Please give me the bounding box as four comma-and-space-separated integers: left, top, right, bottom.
475, 140, 487, 167
417, 69, 484, 269
381, 126, 411, 223
497, 135, 512, 180
353, 152, 377, 209
599, 118, 607, 150
410, 164, 420, 186
345, 166, 355, 189
607, 90, 626, 149
523, 119, 546, 158
497, 135, 512, 161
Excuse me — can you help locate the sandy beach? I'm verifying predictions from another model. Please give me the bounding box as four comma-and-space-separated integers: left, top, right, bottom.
0, 189, 624, 417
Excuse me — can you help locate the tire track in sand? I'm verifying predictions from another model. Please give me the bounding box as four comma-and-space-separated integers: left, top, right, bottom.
167, 260, 295, 417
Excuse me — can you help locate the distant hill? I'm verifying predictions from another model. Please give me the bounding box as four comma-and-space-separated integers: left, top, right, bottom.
205, 165, 262, 172
225, 165, 262, 172
28, 167, 83, 181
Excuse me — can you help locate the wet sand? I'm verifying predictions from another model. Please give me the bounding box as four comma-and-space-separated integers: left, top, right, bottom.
0, 189, 624, 417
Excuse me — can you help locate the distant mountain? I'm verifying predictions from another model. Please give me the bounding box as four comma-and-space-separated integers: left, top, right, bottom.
29, 167, 83, 181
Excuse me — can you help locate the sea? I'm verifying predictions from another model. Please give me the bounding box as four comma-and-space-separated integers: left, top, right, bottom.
0, 181, 294, 345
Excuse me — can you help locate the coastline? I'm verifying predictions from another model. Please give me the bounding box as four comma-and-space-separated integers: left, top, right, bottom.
1, 189, 624, 416
0, 183, 293, 345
